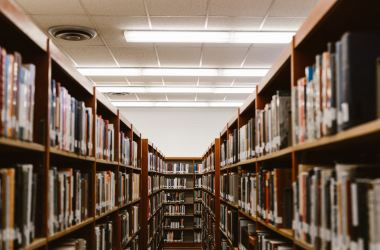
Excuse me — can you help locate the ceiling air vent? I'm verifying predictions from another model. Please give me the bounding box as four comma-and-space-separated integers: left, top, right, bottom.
48, 25, 97, 41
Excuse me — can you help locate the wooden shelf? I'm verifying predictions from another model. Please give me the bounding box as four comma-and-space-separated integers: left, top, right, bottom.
294, 239, 315, 250
22, 238, 47, 250
95, 207, 119, 220
148, 205, 162, 221
256, 146, 292, 162
163, 172, 194, 176
202, 187, 215, 196
120, 164, 141, 171
164, 214, 194, 217
220, 198, 239, 210
163, 227, 195, 231
220, 227, 233, 247
256, 218, 294, 241
95, 158, 119, 166
163, 201, 193, 205
126, 229, 140, 246
119, 198, 141, 209
47, 218, 93, 242
163, 188, 193, 191
50, 147, 95, 162
149, 189, 162, 197
0, 138, 45, 152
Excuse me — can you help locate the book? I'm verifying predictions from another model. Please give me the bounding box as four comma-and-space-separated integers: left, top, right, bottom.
95, 171, 116, 216
95, 220, 113, 250
48, 167, 89, 236
50, 80, 93, 156
95, 116, 114, 161
0, 48, 36, 142
51, 238, 87, 250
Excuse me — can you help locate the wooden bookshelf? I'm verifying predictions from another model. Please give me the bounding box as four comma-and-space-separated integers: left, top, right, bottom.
0, 1, 152, 249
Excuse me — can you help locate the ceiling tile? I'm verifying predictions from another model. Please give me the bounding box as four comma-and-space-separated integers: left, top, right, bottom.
80, 0, 146, 15
207, 17, 262, 30
89, 76, 128, 83
147, 0, 207, 16
110, 46, 158, 67
64, 46, 117, 66
209, 0, 272, 17
92, 16, 149, 47
157, 46, 201, 67
127, 76, 164, 84
106, 93, 137, 101
233, 78, 262, 86
262, 17, 305, 31
196, 93, 225, 101
202, 45, 248, 67
243, 44, 286, 68
166, 93, 196, 101
151, 17, 205, 30
138, 93, 167, 101
30, 15, 104, 46
269, 0, 318, 18
225, 93, 250, 100
15, 0, 85, 14
163, 76, 198, 85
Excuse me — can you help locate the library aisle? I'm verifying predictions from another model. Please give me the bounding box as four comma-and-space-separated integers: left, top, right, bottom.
1, 0, 380, 249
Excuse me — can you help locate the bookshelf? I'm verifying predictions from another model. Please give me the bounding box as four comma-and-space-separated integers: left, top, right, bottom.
0, 1, 152, 249
162, 157, 202, 248
201, 1, 380, 250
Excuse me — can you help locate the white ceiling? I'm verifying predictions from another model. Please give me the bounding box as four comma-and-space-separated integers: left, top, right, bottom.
15, 0, 318, 104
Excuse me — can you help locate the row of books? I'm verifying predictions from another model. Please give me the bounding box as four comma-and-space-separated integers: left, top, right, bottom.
0, 49, 36, 142
194, 232, 201, 243
164, 205, 186, 215
202, 151, 215, 172
95, 116, 114, 161
220, 172, 239, 205
255, 92, 291, 156
293, 163, 380, 250
95, 171, 116, 215
194, 163, 203, 173
148, 191, 164, 218
148, 208, 163, 241
164, 177, 188, 189
95, 221, 113, 250
195, 176, 201, 187
220, 204, 238, 245
119, 206, 139, 248
202, 192, 215, 215
164, 218, 184, 228
202, 205, 216, 250
164, 231, 183, 242
50, 79, 93, 156
239, 172, 256, 216
164, 162, 192, 173
51, 238, 87, 250
194, 217, 201, 228
120, 132, 139, 167
257, 168, 293, 228
148, 175, 164, 194
0, 164, 38, 249
202, 174, 215, 193
194, 203, 202, 214
164, 192, 185, 203
48, 167, 89, 235
118, 172, 140, 205
292, 32, 380, 144
148, 152, 164, 172
239, 118, 255, 161
239, 219, 292, 250
225, 128, 239, 165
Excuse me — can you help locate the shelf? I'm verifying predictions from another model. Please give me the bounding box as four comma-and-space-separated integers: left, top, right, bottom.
50, 147, 95, 162
201, 188, 215, 196
119, 198, 141, 209
47, 217, 93, 242
149, 189, 162, 197
163, 227, 195, 231
164, 214, 194, 217
256, 147, 292, 162
220, 227, 233, 247
96, 159, 119, 166
163, 201, 193, 205
0, 138, 45, 152
95, 207, 119, 220
294, 239, 315, 250
126, 228, 140, 246
163, 172, 194, 176
120, 164, 141, 171
220, 198, 239, 210
256, 218, 294, 241
148, 205, 163, 221
22, 238, 46, 250
163, 188, 193, 191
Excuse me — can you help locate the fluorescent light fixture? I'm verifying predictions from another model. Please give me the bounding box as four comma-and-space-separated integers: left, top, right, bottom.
96, 86, 256, 94
124, 30, 294, 44
112, 101, 242, 108
78, 67, 269, 77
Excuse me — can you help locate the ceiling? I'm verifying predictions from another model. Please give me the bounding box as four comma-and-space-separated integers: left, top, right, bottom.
15, 0, 318, 106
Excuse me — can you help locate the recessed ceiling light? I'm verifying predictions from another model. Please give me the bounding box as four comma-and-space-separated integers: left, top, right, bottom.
124, 30, 294, 44
78, 67, 269, 77
97, 86, 256, 94
112, 101, 243, 108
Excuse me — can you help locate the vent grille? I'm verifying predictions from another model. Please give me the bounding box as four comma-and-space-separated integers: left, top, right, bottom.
48, 26, 97, 41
